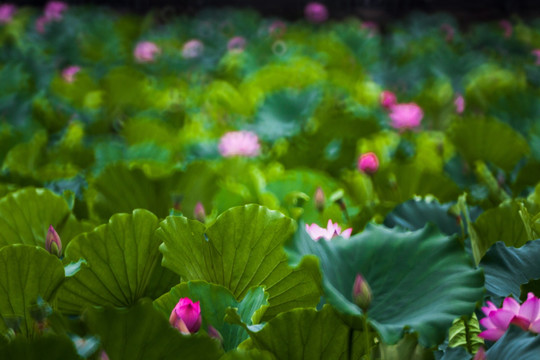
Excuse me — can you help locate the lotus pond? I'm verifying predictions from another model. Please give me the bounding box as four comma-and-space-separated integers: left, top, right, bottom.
1, 1, 540, 359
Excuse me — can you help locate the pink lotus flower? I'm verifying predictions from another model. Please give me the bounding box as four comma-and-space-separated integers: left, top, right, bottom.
358, 152, 379, 174
35, 16, 48, 33
532, 49, 540, 65
499, 20, 512, 38
169, 298, 202, 335
62, 66, 80, 83
304, 2, 328, 24
388, 103, 423, 130
194, 202, 206, 223
353, 274, 372, 311
454, 94, 465, 114
473, 347, 486, 360
227, 36, 246, 52
380, 90, 397, 109
269, 20, 286, 37
182, 39, 204, 59
0, 4, 16, 24
479, 293, 540, 341
440, 23, 455, 42
305, 220, 352, 241
44, 1, 67, 21
218, 131, 260, 157
46, 225, 62, 257
134, 41, 161, 63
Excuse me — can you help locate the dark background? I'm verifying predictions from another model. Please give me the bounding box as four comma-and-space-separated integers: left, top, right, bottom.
13, 0, 540, 21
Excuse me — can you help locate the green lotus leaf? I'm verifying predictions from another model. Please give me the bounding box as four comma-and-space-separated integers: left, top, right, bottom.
158, 204, 321, 320
285, 223, 484, 347
57, 209, 177, 314
0, 245, 65, 338
238, 305, 367, 360
154, 281, 268, 351
219, 349, 276, 360
486, 325, 540, 360
376, 333, 434, 360
0, 335, 81, 360
84, 299, 223, 360
447, 314, 484, 354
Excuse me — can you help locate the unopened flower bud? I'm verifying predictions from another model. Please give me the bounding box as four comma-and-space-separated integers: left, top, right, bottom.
314, 187, 325, 212
353, 274, 372, 311
100, 351, 109, 360
46, 225, 62, 257
207, 325, 223, 344
170, 298, 201, 335
194, 202, 206, 223
473, 347, 486, 360
358, 152, 379, 175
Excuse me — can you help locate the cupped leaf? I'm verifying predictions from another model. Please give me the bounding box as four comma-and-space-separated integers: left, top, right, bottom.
158, 205, 321, 320
486, 325, 540, 360
0, 187, 82, 250
447, 314, 484, 354
0, 335, 81, 360
0, 245, 65, 338
480, 240, 540, 299
286, 223, 484, 347
57, 209, 177, 314
154, 281, 269, 351
84, 299, 223, 360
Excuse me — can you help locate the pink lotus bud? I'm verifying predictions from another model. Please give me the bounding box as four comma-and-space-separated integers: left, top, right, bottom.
473, 347, 486, 360
499, 20, 512, 38
62, 66, 81, 83
454, 94, 465, 114
182, 39, 204, 59
304, 2, 328, 24
207, 325, 223, 344
100, 351, 109, 360
227, 36, 247, 53
218, 131, 260, 157
388, 103, 423, 130
169, 298, 201, 335
314, 187, 325, 212
353, 274, 372, 311
44, 1, 67, 21
532, 49, 540, 65
440, 23, 455, 42
134, 41, 161, 63
358, 152, 379, 174
46, 225, 62, 257
0, 4, 16, 24
35, 16, 48, 34
380, 90, 397, 109
194, 202, 206, 223
360, 21, 378, 37
269, 20, 286, 37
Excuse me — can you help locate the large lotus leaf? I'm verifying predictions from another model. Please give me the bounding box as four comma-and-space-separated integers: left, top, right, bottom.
0, 335, 81, 360
377, 333, 434, 360
480, 240, 540, 298
219, 349, 276, 360
57, 209, 177, 314
158, 205, 321, 320
154, 281, 268, 351
469, 200, 528, 264
447, 116, 529, 171
285, 223, 484, 347
237, 305, 367, 360
0, 245, 65, 338
87, 164, 178, 220
486, 325, 540, 360
0, 187, 82, 250
175, 161, 219, 219
384, 199, 461, 236
84, 300, 223, 360
437, 347, 472, 360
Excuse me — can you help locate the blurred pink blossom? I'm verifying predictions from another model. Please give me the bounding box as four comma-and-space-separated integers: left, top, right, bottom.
134, 41, 161, 63
499, 20, 512, 38
182, 39, 204, 59
304, 2, 328, 24
361, 21, 378, 37
227, 36, 247, 52
388, 103, 423, 130
473, 347, 486, 360
440, 23, 455, 42
44, 1, 67, 21
532, 49, 540, 65
169, 298, 201, 335
305, 220, 352, 241
218, 131, 260, 157
454, 94, 465, 114
35, 15, 48, 33
0, 4, 16, 24
269, 20, 286, 37
358, 152, 379, 174
62, 66, 80, 83
380, 90, 397, 109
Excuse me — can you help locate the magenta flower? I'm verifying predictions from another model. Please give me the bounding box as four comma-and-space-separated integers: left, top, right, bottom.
380, 90, 397, 109
454, 94, 465, 114
388, 103, 423, 130
218, 131, 260, 157
499, 20, 512, 38
194, 202, 206, 223
46, 225, 62, 257
440, 23, 455, 42
62, 66, 81, 83
358, 152, 379, 174
182, 39, 204, 59
269, 20, 286, 37
169, 298, 202, 335
304, 2, 328, 24
44, 1, 67, 21
134, 41, 161, 63
0, 4, 16, 24
352, 274, 372, 311
227, 36, 247, 52
305, 220, 352, 241
479, 293, 540, 341
473, 347, 486, 360
532, 49, 540, 65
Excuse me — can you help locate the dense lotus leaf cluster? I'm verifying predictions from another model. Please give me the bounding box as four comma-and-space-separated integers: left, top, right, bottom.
1, 1, 540, 359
